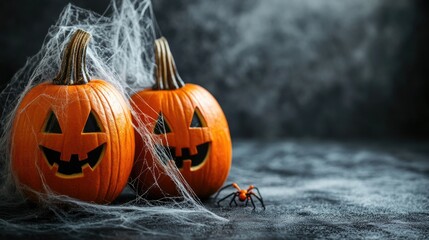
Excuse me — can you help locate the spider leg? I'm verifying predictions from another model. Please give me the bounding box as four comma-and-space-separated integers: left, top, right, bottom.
213, 184, 235, 199
250, 192, 266, 210
253, 187, 264, 201
229, 193, 238, 207
217, 192, 236, 207
249, 195, 256, 210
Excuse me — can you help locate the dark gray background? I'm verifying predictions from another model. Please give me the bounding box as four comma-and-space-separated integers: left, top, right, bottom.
1, 0, 428, 140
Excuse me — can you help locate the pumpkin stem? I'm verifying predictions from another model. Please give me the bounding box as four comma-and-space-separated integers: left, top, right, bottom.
153, 37, 185, 90
53, 29, 91, 85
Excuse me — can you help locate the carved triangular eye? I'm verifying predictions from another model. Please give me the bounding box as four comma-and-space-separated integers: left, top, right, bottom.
154, 112, 171, 134
44, 111, 62, 133
83, 111, 102, 133
190, 108, 205, 128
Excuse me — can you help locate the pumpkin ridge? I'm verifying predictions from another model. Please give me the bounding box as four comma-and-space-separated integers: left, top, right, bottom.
105, 82, 132, 200
170, 91, 190, 147
178, 87, 202, 150
95, 81, 133, 200
61, 86, 80, 162
79, 84, 105, 201
88, 83, 116, 201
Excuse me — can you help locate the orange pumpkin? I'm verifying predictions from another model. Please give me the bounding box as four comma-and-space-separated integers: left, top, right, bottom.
10, 30, 135, 203
130, 37, 232, 199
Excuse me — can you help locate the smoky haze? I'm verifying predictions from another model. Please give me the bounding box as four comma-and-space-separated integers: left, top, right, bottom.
153, 0, 429, 140
0, 0, 428, 140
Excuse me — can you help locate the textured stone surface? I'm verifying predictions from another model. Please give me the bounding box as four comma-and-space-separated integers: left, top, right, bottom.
203, 140, 429, 239
1, 140, 428, 239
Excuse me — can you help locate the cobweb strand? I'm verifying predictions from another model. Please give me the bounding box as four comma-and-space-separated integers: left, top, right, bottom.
0, 0, 226, 237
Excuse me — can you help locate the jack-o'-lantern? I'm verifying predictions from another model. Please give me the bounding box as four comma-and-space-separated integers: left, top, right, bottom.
10, 30, 135, 203
130, 37, 232, 199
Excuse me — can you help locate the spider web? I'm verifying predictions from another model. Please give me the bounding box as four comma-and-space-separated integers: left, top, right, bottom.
0, 0, 226, 237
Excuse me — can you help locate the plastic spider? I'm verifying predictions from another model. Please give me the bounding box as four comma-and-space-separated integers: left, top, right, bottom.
214, 183, 265, 210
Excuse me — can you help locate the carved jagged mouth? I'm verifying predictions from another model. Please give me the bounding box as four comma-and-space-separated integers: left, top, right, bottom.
157, 142, 210, 169
40, 143, 106, 177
